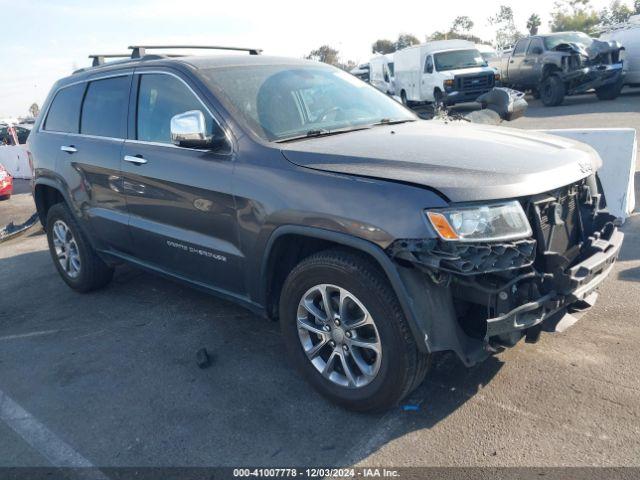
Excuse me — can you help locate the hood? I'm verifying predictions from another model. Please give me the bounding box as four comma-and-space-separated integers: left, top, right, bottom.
440, 66, 493, 77
279, 121, 601, 202
553, 38, 623, 61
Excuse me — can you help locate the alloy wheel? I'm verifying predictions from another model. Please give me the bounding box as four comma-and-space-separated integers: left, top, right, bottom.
52, 220, 81, 279
296, 284, 382, 389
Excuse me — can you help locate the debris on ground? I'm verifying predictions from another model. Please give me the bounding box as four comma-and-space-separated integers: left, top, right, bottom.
196, 347, 212, 369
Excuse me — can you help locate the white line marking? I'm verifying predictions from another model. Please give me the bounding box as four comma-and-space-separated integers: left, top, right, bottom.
0, 387, 108, 478
0, 329, 60, 341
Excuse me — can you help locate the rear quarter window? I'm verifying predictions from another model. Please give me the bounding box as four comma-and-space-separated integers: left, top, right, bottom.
81, 76, 130, 138
43, 83, 85, 133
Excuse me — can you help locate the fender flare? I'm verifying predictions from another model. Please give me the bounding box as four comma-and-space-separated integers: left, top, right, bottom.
259, 225, 430, 352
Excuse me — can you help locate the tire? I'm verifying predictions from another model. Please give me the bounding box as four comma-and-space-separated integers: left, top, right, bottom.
45, 203, 114, 292
596, 78, 624, 100
539, 75, 565, 106
0, 194, 10, 201
279, 249, 430, 412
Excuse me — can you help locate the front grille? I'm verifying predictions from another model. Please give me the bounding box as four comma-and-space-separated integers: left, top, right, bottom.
455, 73, 494, 92
527, 182, 584, 267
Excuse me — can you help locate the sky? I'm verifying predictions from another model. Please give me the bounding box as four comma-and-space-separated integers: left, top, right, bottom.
0, 0, 615, 118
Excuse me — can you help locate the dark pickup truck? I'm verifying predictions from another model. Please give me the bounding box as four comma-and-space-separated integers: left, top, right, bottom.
499, 32, 625, 106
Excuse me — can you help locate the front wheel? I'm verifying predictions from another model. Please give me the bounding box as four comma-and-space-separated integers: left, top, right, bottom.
279, 249, 430, 412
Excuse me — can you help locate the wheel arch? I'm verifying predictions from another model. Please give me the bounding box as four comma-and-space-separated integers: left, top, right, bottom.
33, 179, 68, 228
259, 225, 428, 352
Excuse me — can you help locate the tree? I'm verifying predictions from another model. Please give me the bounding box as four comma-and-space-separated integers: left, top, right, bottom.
600, 0, 635, 25
549, 0, 600, 34
427, 30, 485, 43
395, 33, 420, 50
371, 39, 396, 54
29, 103, 40, 118
305, 45, 340, 66
427, 16, 485, 43
527, 13, 542, 34
452, 15, 474, 33
489, 5, 523, 49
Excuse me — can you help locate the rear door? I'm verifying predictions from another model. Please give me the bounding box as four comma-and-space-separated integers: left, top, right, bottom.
520, 38, 544, 87
506, 38, 530, 85
120, 70, 242, 294
58, 73, 132, 252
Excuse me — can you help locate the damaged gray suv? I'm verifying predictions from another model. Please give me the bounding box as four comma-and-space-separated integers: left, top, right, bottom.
28, 46, 623, 411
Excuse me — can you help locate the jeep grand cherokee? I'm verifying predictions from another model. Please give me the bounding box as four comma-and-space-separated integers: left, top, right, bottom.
28, 46, 623, 411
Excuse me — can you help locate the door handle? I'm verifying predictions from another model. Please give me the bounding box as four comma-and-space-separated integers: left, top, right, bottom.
123, 155, 147, 165
60, 145, 77, 153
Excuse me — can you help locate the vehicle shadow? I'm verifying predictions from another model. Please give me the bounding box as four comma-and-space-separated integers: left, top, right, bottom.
0, 243, 503, 468
522, 87, 640, 118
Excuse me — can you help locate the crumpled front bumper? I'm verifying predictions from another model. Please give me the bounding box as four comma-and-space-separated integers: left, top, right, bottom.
564, 63, 624, 94
486, 228, 623, 337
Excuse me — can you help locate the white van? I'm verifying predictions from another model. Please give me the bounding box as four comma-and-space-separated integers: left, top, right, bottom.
600, 15, 640, 86
369, 54, 395, 94
394, 40, 498, 105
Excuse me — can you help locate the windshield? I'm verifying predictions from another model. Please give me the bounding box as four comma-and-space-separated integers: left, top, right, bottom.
199, 64, 415, 142
544, 32, 593, 50
480, 51, 498, 61
434, 49, 487, 72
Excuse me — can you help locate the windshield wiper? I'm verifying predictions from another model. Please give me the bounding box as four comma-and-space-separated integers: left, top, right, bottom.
370, 118, 416, 126
275, 126, 371, 143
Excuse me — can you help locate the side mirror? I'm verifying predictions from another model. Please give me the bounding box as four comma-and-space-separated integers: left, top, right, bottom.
170, 110, 212, 148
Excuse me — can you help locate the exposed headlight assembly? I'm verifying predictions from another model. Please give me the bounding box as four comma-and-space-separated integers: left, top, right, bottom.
426, 201, 532, 242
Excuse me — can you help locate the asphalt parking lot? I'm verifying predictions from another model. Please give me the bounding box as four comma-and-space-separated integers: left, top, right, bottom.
1, 90, 639, 470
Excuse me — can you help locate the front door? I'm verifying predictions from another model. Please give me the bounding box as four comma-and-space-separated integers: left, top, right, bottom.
121, 71, 243, 294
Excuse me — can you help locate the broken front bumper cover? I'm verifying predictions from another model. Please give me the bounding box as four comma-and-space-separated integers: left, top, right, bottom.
486, 228, 623, 337
564, 63, 624, 94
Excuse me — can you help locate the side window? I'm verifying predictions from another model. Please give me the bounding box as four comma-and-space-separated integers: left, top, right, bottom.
424, 56, 434, 74
513, 39, 529, 56
43, 83, 85, 133
137, 74, 217, 145
81, 76, 130, 138
527, 38, 544, 55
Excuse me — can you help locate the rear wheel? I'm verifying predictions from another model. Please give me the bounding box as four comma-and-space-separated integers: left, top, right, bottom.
596, 78, 624, 100
279, 249, 430, 412
539, 75, 565, 106
45, 203, 113, 292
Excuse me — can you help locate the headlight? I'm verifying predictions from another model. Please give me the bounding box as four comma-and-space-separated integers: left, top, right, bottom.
426, 201, 532, 242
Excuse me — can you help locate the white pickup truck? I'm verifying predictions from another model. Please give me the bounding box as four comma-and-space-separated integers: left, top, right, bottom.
394, 40, 499, 106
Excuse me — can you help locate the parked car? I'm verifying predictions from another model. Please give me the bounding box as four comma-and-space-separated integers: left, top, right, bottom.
475, 43, 501, 71
0, 163, 13, 199
498, 32, 625, 106
29, 46, 623, 411
600, 14, 640, 87
350, 63, 370, 82
394, 40, 499, 106
369, 54, 395, 94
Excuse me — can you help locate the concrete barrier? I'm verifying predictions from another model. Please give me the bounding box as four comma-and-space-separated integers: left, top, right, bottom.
539, 128, 637, 222
0, 145, 30, 179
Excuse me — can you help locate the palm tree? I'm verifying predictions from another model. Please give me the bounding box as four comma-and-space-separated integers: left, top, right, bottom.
527, 13, 542, 35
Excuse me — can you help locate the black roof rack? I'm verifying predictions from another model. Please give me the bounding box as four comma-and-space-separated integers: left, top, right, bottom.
88, 54, 132, 67
128, 45, 262, 58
